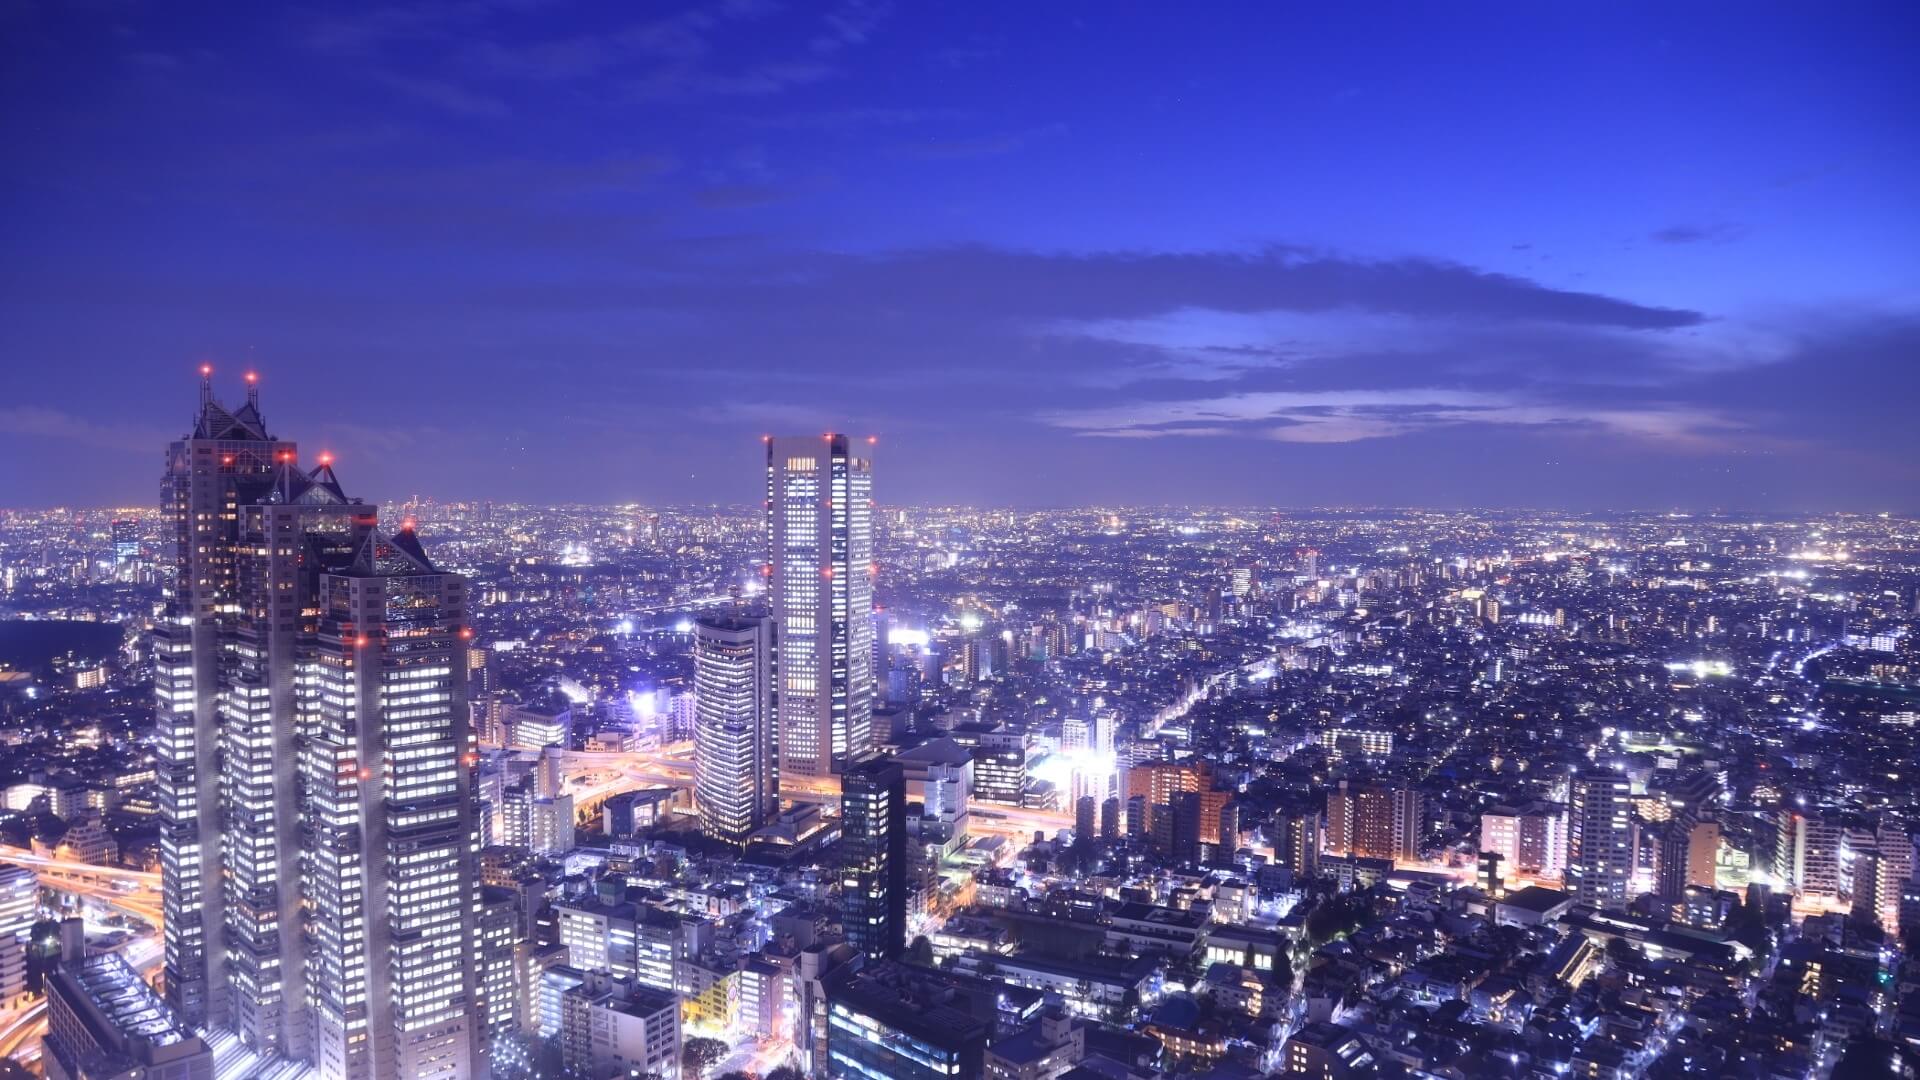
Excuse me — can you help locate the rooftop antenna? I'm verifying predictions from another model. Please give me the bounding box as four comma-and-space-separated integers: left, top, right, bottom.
245, 370, 260, 411
198, 363, 214, 412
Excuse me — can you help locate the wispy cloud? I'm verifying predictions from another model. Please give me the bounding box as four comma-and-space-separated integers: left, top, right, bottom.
371, 72, 511, 117
1042, 390, 1748, 447
896, 122, 1068, 161
1650, 222, 1747, 245
694, 182, 800, 209
0, 407, 169, 453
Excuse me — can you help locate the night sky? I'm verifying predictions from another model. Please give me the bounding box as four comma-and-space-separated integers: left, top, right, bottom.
3, 3, 1916, 510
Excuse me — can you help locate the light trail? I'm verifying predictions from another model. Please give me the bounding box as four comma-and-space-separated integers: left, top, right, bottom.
0, 854, 165, 1066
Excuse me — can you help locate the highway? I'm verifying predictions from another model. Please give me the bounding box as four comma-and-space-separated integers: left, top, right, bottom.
0, 847, 165, 1068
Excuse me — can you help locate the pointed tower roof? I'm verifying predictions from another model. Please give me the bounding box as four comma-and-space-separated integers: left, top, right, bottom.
189, 367, 273, 441
302, 461, 349, 503
350, 524, 438, 576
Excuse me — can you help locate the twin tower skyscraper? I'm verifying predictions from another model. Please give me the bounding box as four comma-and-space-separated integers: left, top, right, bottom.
157, 371, 479, 1080
155, 372, 878, 1076
694, 435, 878, 845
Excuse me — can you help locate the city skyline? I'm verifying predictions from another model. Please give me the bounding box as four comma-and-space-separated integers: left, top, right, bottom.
7, 6, 1920, 1080
3, 4, 1917, 511
3, 374, 1920, 1077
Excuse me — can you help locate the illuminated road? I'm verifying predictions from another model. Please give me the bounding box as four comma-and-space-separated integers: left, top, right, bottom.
967, 805, 1076, 839
0, 845, 159, 888
0, 848, 165, 1068
543, 744, 699, 821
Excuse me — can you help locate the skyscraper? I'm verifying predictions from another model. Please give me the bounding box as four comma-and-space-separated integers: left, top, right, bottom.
840, 755, 907, 961
1567, 769, 1634, 911
767, 434, 875, 783
156, 367, 283, 1030
155, 372, 482, 1078
693, 614, 776, 846
109, 517, 139, 576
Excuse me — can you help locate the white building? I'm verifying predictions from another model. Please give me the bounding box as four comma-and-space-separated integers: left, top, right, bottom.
154, 376, 482, 1078
560, 977, 681, 1080
1567, 770, 1634, 911
0, 863, 36, 942
767, 434, 875, 781
693, 615, 775, 845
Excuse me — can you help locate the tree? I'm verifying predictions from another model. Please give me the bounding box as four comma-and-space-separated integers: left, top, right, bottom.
682, 1037, 729, 1080
906, 935, 936, 967
765, 1067, 806, 1080
1305, 895, 1363, 945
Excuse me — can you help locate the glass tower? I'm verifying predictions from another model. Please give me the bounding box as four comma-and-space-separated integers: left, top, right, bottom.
766, 434, 875, 784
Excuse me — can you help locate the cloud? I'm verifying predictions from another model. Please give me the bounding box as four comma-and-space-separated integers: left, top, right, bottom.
0, 407, 168, 453
896, 122, 1067, 160
1650, 222, 1747, 244
747, 106, 963, 132
371, 72, 511, 117
1041, 389, 1748, 448
304, 1, 887, 111
694, 182, 798, 209
751, 246, 1706, 330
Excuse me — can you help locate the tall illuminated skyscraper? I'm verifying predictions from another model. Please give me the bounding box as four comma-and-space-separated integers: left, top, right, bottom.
693, 614, 776, 845
1567, 768, 1634, 911
766, 434, 875, 782
155, 371, 482, 1078
156, 367, 283, 1030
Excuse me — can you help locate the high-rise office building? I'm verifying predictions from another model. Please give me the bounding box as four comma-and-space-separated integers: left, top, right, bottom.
841, 755, 907, 961
155, 373, 482, 1078
693, 614, 776, 846
109, 517, 139, 576
767, 434, 875, 782
1567, 769, 1634, 911
156, 368, 283, 1030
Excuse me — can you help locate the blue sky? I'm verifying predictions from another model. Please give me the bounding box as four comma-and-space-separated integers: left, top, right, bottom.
2, 2, 1916, 509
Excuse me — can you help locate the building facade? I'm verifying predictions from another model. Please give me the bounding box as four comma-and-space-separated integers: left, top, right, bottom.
1567, 769, 1634, 911
766, 435, 875, 783
841, 755, 908, 961
155, 374, 483, 1078
692, 614, 776, 845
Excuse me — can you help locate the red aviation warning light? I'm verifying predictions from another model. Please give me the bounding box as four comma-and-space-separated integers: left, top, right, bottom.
244, 371, 257, 384
199, 363, 213, 377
